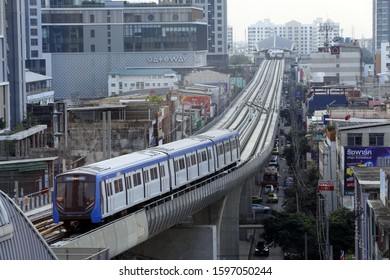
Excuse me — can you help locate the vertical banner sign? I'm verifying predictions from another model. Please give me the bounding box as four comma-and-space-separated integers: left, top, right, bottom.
344, 146, 390, 195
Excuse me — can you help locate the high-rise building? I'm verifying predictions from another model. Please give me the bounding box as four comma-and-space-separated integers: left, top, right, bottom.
34, 0, 208, 100
160, 0, 229, 68
247, 18, 340, 55
0, 0, 10, 130
5, 0, 26, 127
227, 25, 233, 54
373, 0, 390, 52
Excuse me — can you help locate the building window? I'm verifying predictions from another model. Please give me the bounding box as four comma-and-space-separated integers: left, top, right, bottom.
90, 14, 95, 23
30, 19, 37, 26
30, 8, 37, 16
90, 30, 95, 38
31, 28, 38, 36
347, 133, 362, 146
31, 39, 38, 46
369, 133, 384, 146
31, 50, 38, 58
91, 45, 95, 52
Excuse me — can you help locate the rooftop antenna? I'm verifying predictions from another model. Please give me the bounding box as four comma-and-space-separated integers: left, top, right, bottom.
319, 20, 334, 52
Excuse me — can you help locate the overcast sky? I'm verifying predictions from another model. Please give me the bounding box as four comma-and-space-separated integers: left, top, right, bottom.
228, 0, 372, 41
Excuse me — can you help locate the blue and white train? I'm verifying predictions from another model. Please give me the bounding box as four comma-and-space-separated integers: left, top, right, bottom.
53, 129, 240, 230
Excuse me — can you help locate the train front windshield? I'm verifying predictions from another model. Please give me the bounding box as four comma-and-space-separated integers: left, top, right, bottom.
55, 174, 96, 212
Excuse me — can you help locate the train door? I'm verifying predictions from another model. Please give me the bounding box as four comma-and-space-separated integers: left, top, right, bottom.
186, 152, 198, 182
208, 147, 216, 172
216, 143, 225, 170
159, 162, 170, 193
124, 174, 132, 206
224, 140, 232, 164
104, 180, 115, 215
144, 165, 162, 198
174, 155, 187, 187
130, 170, 145, 204
100, 181, 108, 218
197, 149, 208, 177
231, 136, 240, 162
112, 177, 126, 212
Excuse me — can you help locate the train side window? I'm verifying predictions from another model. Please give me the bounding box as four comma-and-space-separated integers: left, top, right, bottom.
114, 180, 119, 193
133, 172, 142, 186
191, 154, 196, 165
159, 165, 166, 177
225, 141, 231, 153
125, 176, 132, 189
179, 158, 185, 170
114, 179, 123, 193
174, 158, 185, 171
174, 160, 178, 172
150, 167, 158, 180
207, 149, 212, 159
218, 144, 224, 155
199, 150, 207, 162
175, 158, 185, 170
106, 182, 112, 196
143, 170, 149, 183
231, 138, 237, 150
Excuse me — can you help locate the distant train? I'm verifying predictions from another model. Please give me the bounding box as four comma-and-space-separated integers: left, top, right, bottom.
267, 49, 284, 59
53, 129, 240, 230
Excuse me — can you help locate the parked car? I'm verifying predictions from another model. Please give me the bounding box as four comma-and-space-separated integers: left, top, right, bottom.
254, 241, 270, 257
267, 193, 279, 203
251, 203, 271, 214
264, 184, 274, 194
252, 195, 263, 204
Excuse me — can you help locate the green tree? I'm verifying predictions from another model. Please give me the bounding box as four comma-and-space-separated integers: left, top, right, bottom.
229, 54, 252, 65
262, 212, 319, 259
146, 95, 164, 104
329, 207, 355, 259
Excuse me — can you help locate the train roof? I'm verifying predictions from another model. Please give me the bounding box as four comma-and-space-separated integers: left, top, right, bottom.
61, 150, 168, 178
149, 129, 238, 157
193, 129, 239, 143
57, 129, 238, 179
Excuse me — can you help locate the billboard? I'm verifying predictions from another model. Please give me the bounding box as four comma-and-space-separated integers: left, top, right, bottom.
344, 146, 390, 195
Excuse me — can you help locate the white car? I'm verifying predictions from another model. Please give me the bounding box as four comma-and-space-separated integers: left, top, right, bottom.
252, 204, 271, 214
264, 184, 274, 193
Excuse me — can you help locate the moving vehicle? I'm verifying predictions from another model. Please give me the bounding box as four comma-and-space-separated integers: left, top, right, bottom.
262, 166, 278, 187
254, 241, 270, 257
268, 156, 279, 168
252, 195, 262, 204
251, 204, 270, 214
267, 193, 279, 203
53, 129, 240, 231
264, 184, 274, 194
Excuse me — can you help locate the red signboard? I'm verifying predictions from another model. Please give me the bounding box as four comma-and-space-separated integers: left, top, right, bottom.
318, 180, 335, 191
